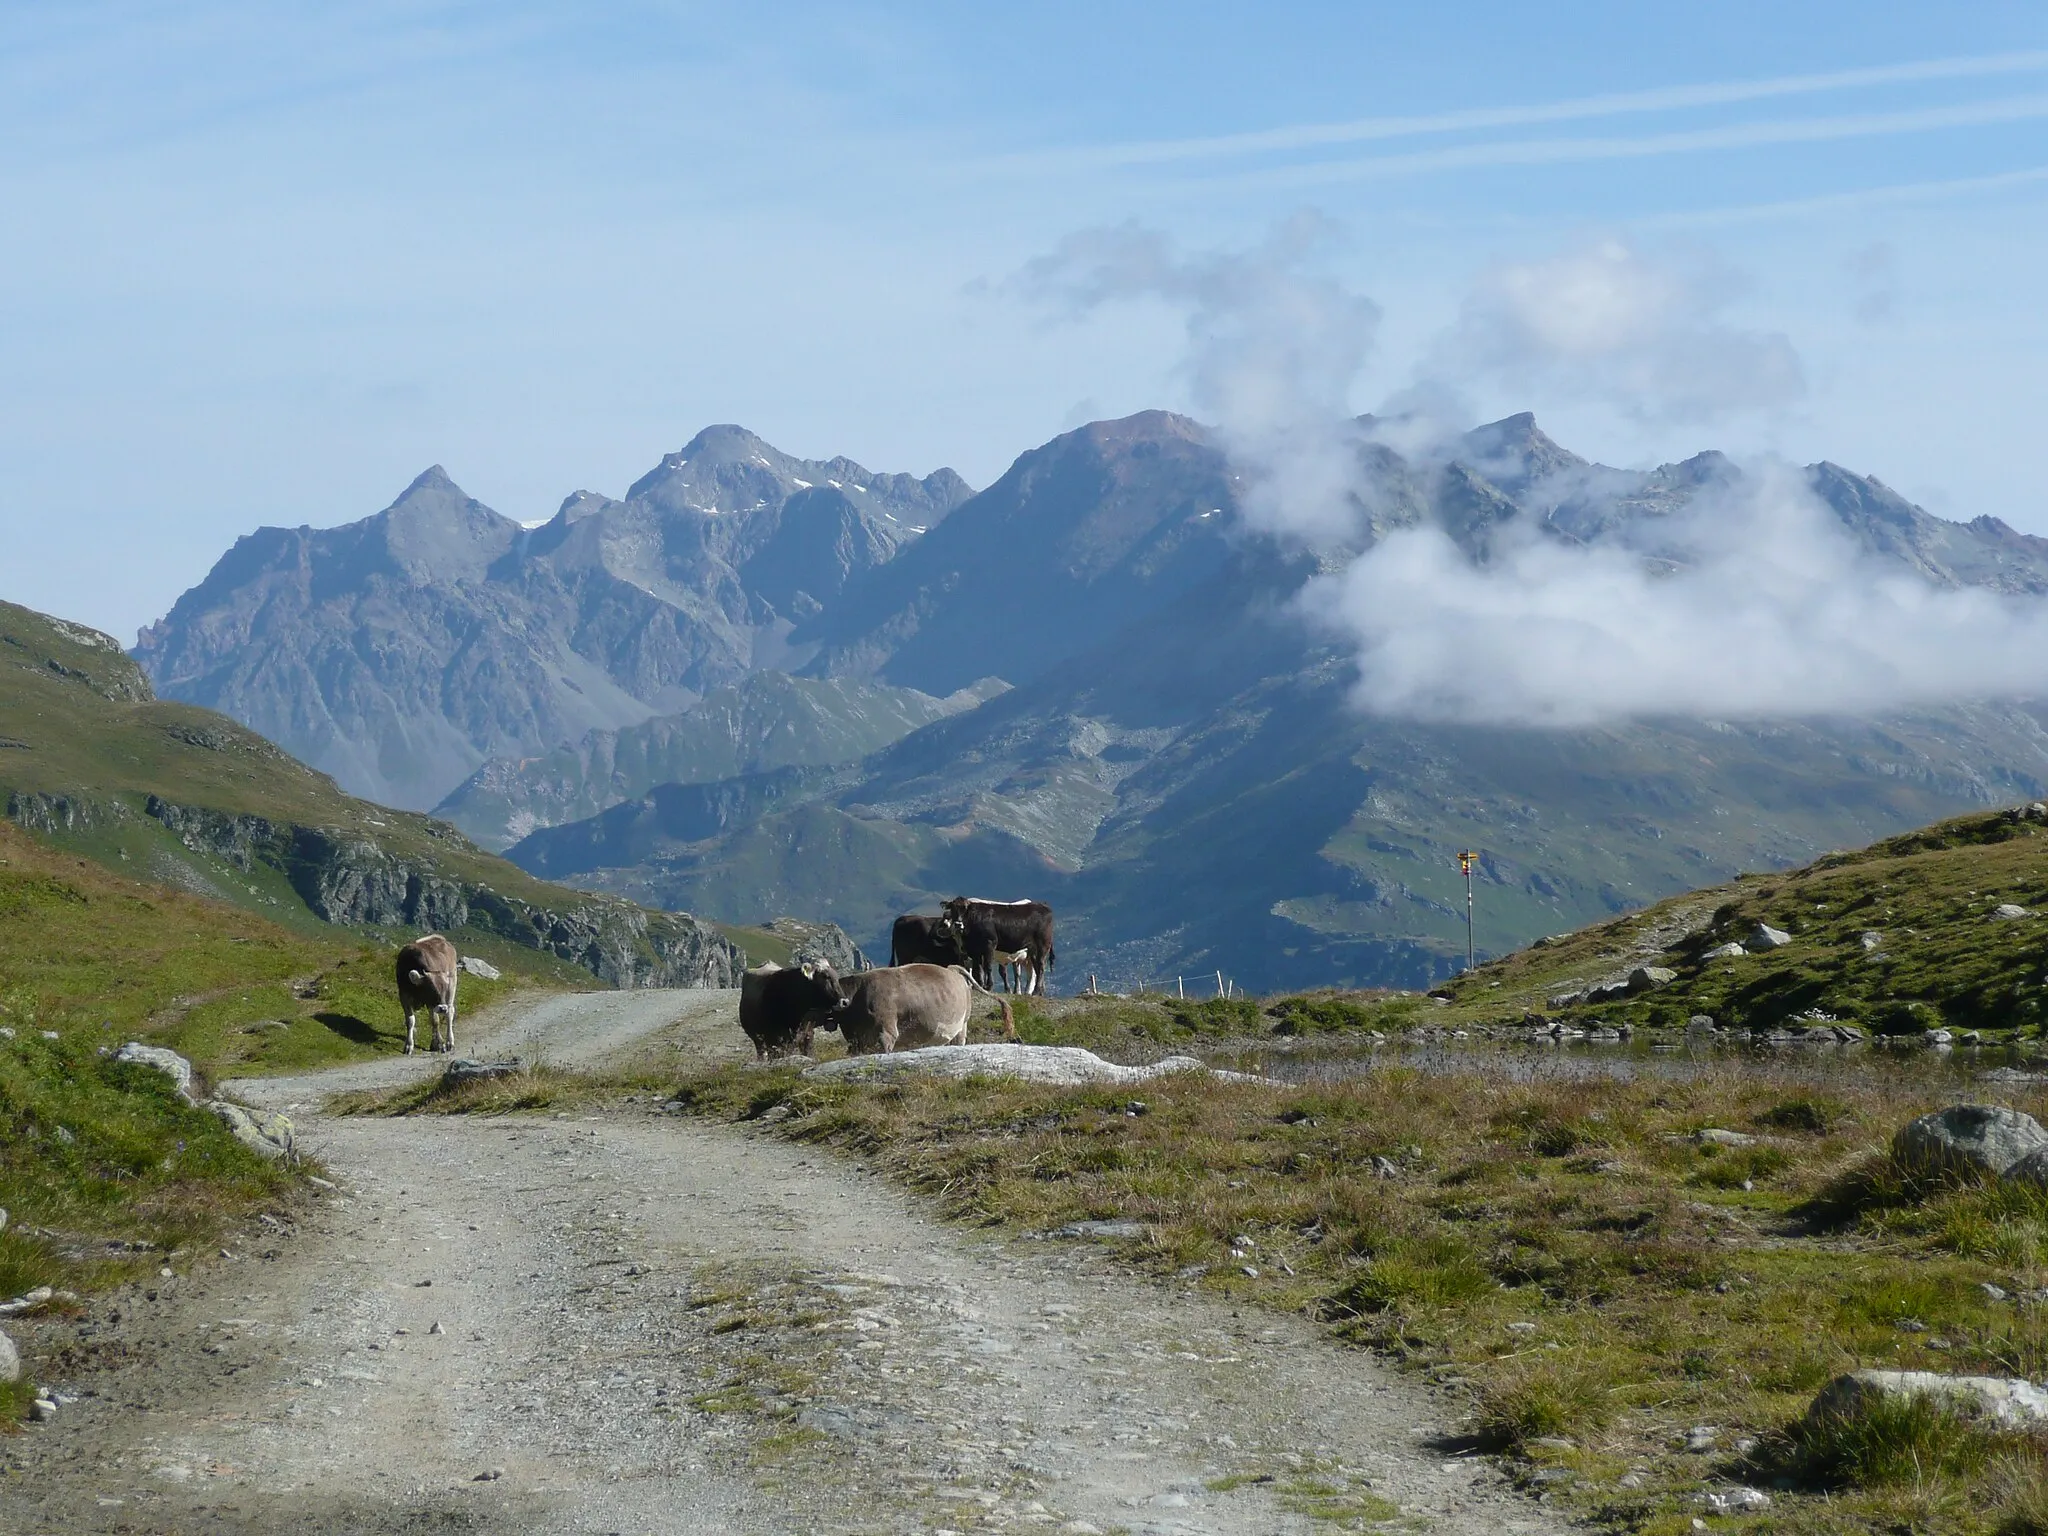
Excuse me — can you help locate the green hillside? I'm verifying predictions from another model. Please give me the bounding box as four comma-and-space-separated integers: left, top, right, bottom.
0, 601, 740, 988
1429, 802, 2048, 1037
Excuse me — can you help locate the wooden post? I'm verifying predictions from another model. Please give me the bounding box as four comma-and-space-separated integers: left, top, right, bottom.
1177, 976, 1184, 999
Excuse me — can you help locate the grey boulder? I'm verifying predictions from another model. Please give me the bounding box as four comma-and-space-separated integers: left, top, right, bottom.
0, 1326, 17, 1383
1809, 1369, 2048, 1428
1628, 966, 1678, 992
1892, 1104, 2048, 1178
113, 1042, 196, 1103
1751, 923, 1792, 950
207, 1101, 297, 1161
459, 956, 502, 980
1998, 1145, 2048, 1188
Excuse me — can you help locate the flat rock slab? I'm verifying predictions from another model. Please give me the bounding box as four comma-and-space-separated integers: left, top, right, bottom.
1811, 1369, 2048, 1427
806, 1044, 1214, 1086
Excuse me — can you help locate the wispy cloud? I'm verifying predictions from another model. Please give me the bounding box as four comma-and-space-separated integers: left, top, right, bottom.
991, 48, 2048, 173
1226, 93, 2048, 190
1428, 238, 1804, 425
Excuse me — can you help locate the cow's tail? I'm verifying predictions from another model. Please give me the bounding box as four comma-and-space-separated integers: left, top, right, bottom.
954, 966, 1020, 1041
889, 936, 899, 966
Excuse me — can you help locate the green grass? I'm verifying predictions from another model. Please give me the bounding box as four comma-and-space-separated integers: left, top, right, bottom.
1424, 803, 2048, 1039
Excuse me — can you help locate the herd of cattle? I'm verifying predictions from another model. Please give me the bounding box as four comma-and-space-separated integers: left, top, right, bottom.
741, 897, 1054, 1060
393, 897, 1056, 1062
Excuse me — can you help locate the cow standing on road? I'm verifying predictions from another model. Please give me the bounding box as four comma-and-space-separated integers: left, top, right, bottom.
396, 934, 460, 1055
940, 898, 1056, 995
738, 961, 846, 1060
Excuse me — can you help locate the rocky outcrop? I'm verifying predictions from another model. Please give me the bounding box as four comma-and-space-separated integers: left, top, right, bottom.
137, 796, 741, 989
6, 791, 124, 836
464, 886, 740, 989
285, 826, 472, 930
763, 917, 869, 973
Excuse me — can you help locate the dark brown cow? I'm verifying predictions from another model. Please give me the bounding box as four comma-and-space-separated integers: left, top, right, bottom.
738, 961, 845, 1060
940, 898, 1056, 995
836, 963, 1015, 1055
396, 934, 459, 1055
889, 913, 966, 968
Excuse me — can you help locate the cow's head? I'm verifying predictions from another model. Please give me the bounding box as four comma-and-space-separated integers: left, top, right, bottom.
939, 897, 971, 936
796, 960, 848, 1028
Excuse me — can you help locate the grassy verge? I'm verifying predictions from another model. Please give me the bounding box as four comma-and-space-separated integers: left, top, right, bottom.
0, 817, 561, 1422
350, 1023, 2048, 1535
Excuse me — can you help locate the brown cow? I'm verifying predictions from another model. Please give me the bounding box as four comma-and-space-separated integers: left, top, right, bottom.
836, 963, 1016, 1055
396, 934, 459, 1055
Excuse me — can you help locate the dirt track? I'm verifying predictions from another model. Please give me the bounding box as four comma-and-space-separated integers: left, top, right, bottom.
1, 989, 1564, 1535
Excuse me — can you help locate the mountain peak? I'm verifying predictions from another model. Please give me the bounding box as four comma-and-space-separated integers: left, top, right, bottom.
1457, 413, 1586, 492
397, 464, 463, 501
675, 424, 779, 465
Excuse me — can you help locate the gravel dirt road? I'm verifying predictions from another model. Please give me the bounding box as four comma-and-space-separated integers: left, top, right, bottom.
2, 989, 1564, 1535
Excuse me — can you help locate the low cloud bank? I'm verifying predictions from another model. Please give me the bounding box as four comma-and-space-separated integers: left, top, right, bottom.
1309, 465, 2048, 725
1022, 222, 2048, 727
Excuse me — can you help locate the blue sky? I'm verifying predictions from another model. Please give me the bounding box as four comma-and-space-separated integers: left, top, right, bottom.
5, 1, 2047, 639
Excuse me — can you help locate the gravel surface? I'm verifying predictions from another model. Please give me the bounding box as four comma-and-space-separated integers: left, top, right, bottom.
1, 989, 1564, 1535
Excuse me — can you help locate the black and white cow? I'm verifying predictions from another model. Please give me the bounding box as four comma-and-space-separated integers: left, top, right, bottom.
939, 897, 1056, 995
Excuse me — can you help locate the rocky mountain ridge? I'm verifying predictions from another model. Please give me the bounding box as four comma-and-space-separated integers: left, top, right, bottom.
134, 427, 971, 810
133, 410, 2048, 988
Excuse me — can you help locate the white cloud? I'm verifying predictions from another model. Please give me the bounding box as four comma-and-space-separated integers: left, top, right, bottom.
1021, 217, 2048, 729
1432, 237, 1804, 424
1018, 215, 1378, 544
1307, 463, 2048, 725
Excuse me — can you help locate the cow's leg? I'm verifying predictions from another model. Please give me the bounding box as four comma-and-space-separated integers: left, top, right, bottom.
443, 998, 457, 1053
404, 1008, 417, 1056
